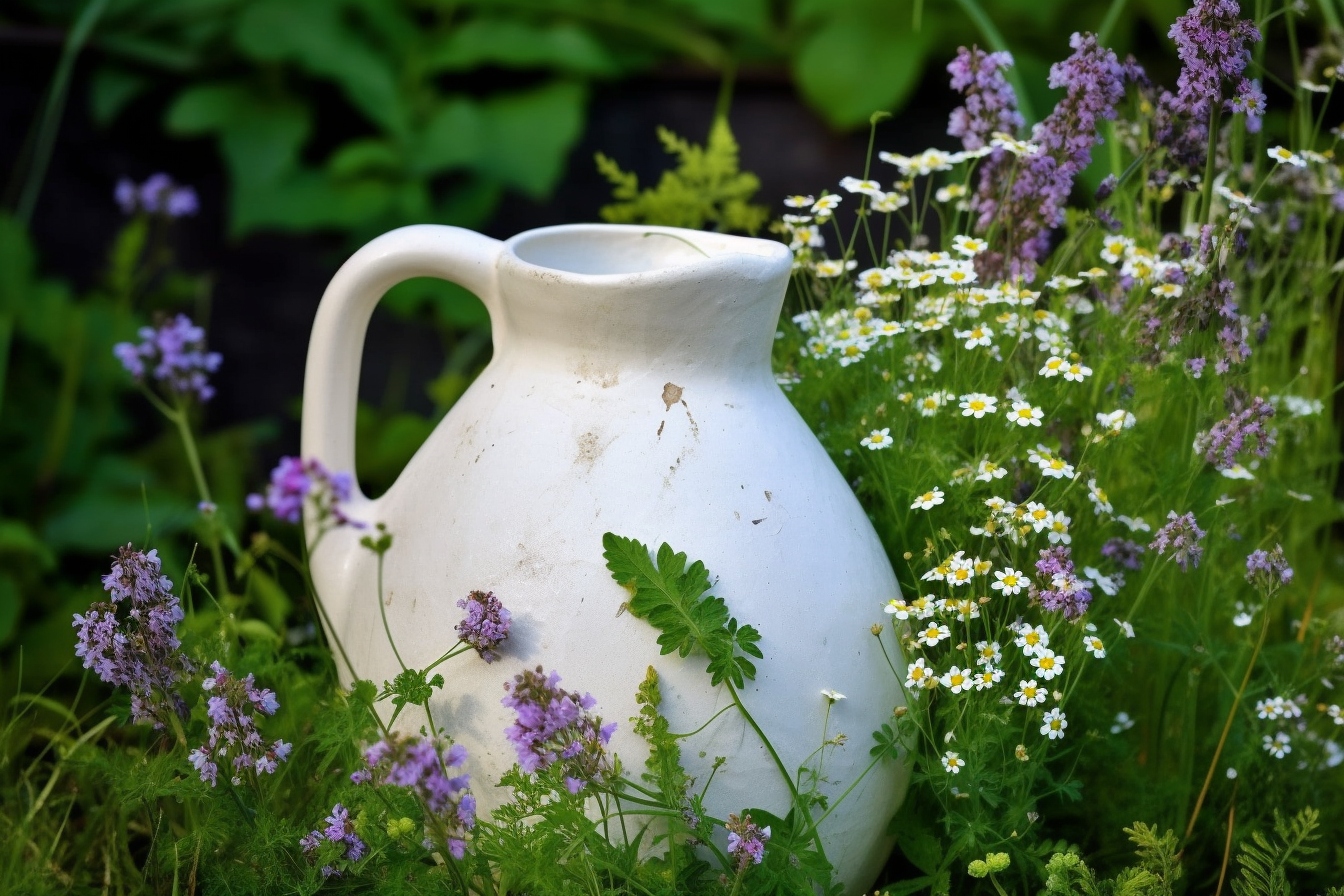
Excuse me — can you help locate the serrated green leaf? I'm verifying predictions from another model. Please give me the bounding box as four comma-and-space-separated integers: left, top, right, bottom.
427, 17, 620, 76
476, 81, 588, 199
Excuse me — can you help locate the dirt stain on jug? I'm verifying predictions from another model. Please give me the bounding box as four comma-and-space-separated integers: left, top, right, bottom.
661, 382, 683, 410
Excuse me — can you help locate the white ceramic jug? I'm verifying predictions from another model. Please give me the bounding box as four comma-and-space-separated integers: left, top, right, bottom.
301, 223, 907, 893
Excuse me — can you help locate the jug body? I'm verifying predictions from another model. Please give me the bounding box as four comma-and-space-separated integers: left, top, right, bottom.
303, 224, 908, 894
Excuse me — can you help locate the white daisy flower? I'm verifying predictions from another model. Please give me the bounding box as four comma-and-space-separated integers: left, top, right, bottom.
1110, 711, 1135, 733
1116, 515, 1151, 533
1114, 618, 1135, 638
1083, 635, 1106, 658
783, 194, 815, 208
992, 568, 1027, 596
1266, 146, 1306, 167
917, 623, 951, 647
975, 458, 1007, 481
974, 666, 1004, 691
1063, 361, 1092, 382
941, 751, 965, 774
905, 656, 937, 690
1030, 648, 1064, 680
974, 640, 1002, 666
860, 428, 893, 450
959, 393, 998, 418
911, 488, 945, 511
1014, 623, 1050, 656
940, 665, 973, 694
820, 688, 846, 702
1262, 731, 1292, 758
1086, 479, 1112, 515
1007, 401, 1044, 427
1041, 707, 1068, 739
1015, 679, 1047, 707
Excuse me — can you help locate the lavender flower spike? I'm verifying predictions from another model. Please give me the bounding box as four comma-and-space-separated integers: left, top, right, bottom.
73, 545, 194, 728
189, 661, 291, 787
501, 666, 615, 794
360, 732, 475, 859
1149, 511, 1208, 572
300, 803, 368, 878
115, 173, 199, 218
1194, 395, 1276, 471
725, 812, 772, 872
245, 456, 362, 529
1245, 545, 1293, 594
947, 46, 1023, 152
1032, 546, 1094, 620
114, 314, 222, 402
456, 590, 511, 663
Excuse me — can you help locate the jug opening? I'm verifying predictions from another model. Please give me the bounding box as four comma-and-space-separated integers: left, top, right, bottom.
509, 226, 786, 277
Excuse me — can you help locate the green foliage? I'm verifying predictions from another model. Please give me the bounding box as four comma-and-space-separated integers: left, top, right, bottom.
595, 118, 769, 234
631, 665, 690, 805
1231, 809, 1323, 896
601, 533, 763, 688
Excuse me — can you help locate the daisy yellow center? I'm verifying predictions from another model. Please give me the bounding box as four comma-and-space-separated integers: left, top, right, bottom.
1052, 521, 1068, 532
1023, 687, 1037, 698
921, 492, 935, 502
1038, 656, 1055, 670
843, 345, 861, 357
924, 628, 940, 639
1049, 459, 1065, 470
1025, 632, 1040, 646
1047, 359, 1063, 370
1032, 509, 1048, 521
910, 666, 925, 680
922, 399, 937, 409
870, 433, 886, 443
1002, 575, 1018, 586
949, 674, 964, 687
970, 400, 985, 411
1018, 409, 1035, 419
1050, 719, 1063, 730
980, 647, 995, 658
953, 569, 970, 581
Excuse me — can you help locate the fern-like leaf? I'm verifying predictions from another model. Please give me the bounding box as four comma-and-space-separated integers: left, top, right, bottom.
630, 666, 689, 806
594, 117, 769, 234
602, 533, 761, 687
1231, 808, 1321, 896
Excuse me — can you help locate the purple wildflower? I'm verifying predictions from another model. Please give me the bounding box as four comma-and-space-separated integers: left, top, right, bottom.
72, 545, 194, 728
115, 173, 199, 218
1186, 357, 1207, 378
300, 803, 368, 878
970, 33, 1128, 277
360, 732, 474, 859
114, 314, 222, 402
189, 661, 290, 787
1149, 511, 1207, 572
724, 812, 771, 872
501, 666, 615, 794
1032, 546, 1094, 620
1155, 0, 1262, 168
1194, 395, 1276, 471
1101, 538, 1146, 571
456, 591, 511, 663
246, 456, 362, 528
1245, 544, 1293, 594
946, 47, 1024, 151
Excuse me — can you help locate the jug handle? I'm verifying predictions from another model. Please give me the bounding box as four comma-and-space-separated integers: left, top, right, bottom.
301, 224, 503, 511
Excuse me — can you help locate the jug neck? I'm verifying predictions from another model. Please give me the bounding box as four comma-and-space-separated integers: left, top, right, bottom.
493, 225, 793, 374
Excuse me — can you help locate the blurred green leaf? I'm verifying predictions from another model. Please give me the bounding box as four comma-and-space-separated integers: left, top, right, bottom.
0, 213, 36, 317
0, 575, 21, 645
41, 457, 194, 554
476, 81, 588, 199
792, 1, 937, 129
0, 519, 57, 571
664, 0, 775, 40
88, 66, 151, 125
427, 18, 621, 76
244, 568, 293, 633
328, 139, 403, 179
233, 0, 407, 135
409, 99, 484, 177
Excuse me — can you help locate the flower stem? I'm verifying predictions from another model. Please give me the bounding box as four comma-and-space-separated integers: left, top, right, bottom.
1183, 608, 1267, 842
167, 397, 228, 595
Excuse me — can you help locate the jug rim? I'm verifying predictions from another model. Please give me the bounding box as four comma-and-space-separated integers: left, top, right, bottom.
501, 223, 792, 284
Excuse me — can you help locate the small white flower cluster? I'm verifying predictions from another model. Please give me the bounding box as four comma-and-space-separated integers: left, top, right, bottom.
980, 496, 1072, 546
1255, 695, 1304, 721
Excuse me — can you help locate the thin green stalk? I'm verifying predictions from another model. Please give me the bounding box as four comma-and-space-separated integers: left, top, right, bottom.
1183, 608, 1269, 842
14, 0, 111, 225
1095, 0, 1129, 46
169, 400, 228, 595
373, 548, 407, 672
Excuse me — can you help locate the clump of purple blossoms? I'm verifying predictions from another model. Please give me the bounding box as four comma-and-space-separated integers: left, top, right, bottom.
968, 33, 1129, 278
187, 661, 291, 786
724, 812, 771, 872
246, 456, 362, 528
946, 46, 1024, 152
1154, 0, 1262, 168
456, 590, 511, 663
114, 314, 222, 402
73, 546, 194, 728
501, 666, 616, 794
115, 173, 199, 218
1194, 395, 1276, 470
1149, 511, 1208, 572
1101, 538, 1147, 571
361, 732, 475, 858
1032, 546, 1094, 620
1245, 544, 1293, 595
300, 803, 368, 878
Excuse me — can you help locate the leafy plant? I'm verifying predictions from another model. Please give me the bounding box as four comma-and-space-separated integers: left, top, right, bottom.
595, 117, 770, 234
1231, 808, 1323, 896
601, 533, 763, 688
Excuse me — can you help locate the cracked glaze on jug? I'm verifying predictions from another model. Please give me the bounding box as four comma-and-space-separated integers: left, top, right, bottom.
302, 223, 908, 893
